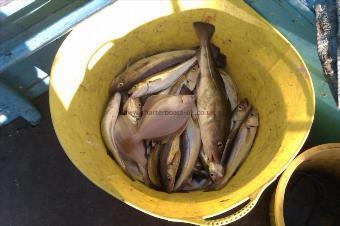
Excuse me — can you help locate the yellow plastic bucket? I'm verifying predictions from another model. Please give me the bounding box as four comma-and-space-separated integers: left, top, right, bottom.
49, 1, 315, 225
271, 143, 340, 226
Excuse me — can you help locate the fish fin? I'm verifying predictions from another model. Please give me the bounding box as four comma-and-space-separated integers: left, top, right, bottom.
211, 43, 220, 55
142, 94, 172, 113
210, 43, 220, 62
211, 44, 226, 68
216, 53, 226, 68
193, 22, 215, 42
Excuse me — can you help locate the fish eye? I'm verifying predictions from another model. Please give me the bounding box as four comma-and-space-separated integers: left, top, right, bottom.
217, 141, 223, 148
238, 105, 244, 110
138, 103, 142, 107
167, 176, 171, 181
210, 173, 215, 177
118, 82, 124, 87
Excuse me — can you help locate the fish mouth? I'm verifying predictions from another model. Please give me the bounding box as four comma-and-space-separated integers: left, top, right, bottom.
208, 162, 224, 182
165, 173, 175, 193
166, 183, 175, 193
210, 173, 224, 183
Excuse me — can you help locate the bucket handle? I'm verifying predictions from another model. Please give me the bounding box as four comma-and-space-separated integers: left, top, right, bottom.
189, 185, 269, 226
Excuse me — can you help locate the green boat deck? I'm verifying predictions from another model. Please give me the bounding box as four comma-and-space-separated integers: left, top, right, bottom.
245, 0, 340, 145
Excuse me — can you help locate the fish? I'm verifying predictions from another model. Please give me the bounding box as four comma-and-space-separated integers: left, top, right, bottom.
194, 21, 231, 181
199, 43, 226, 68
168, 71, 188, 95
199, 146, 209, 170
145, 139, 155, 155
101, 92, 128, 174
220, 99, 252, 165
160, 125, 186, 193
147, 143, 162, 188
158, 83, 192, 95
192, 168, 209, 178
184, 64, 200, 91
169, 64, 200, 95
212, 108, 259, 190
194, 158, 204, 170
181, 176, 211, 191
218, 69, 239, 110
125, 160, 145, 182
129, 57, 197, 98
158, 86, 172, 95
192, 159, 209, 177
199, 146, 224, 182
119, 93, 129, 114
191, 103, 199, 121
122, 96, 142, 124
174, 118, 201, 191
110, 50, 196, 93
114, 115, 149, 184
121, 95, 195, 150
208, 162, 224, 183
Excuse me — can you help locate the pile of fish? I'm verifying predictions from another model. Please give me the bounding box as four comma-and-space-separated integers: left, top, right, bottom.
101, 22, 259, 192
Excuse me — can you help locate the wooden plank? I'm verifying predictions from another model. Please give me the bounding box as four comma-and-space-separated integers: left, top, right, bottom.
0, 0, 114, 72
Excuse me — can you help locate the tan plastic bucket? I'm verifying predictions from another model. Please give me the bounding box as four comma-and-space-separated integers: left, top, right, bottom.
271, 143, 340, 226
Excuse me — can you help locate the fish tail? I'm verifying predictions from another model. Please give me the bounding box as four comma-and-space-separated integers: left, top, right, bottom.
193, 22, 215, 42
